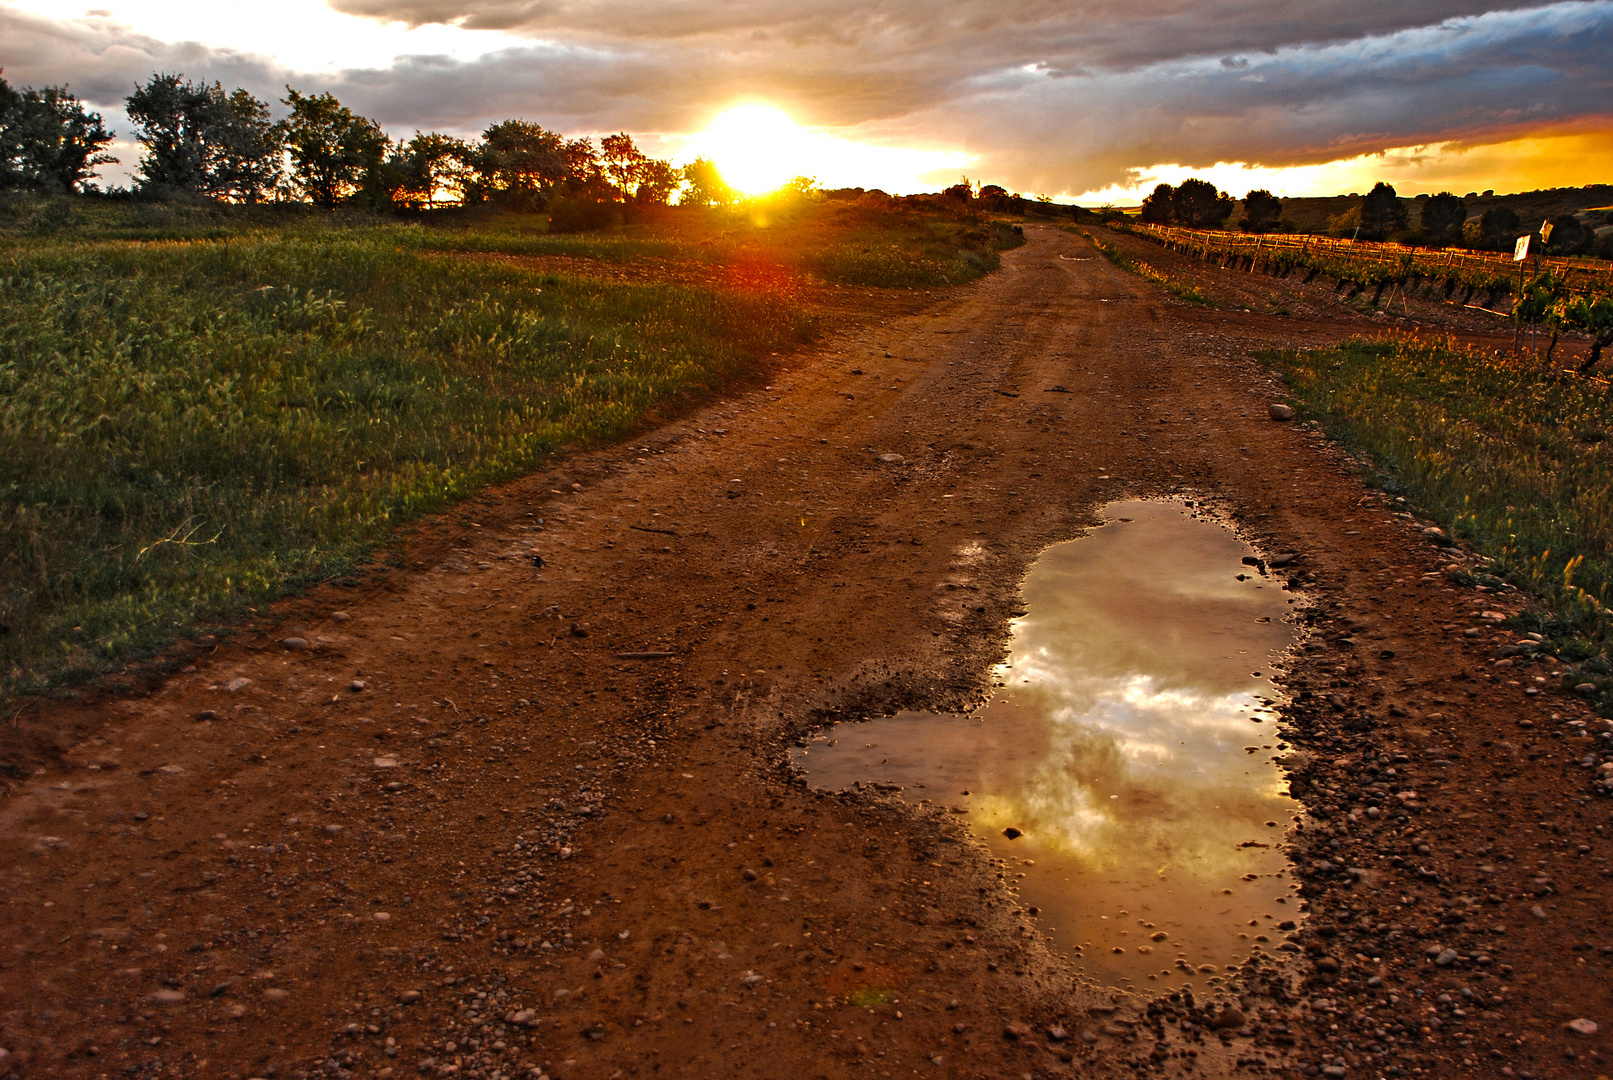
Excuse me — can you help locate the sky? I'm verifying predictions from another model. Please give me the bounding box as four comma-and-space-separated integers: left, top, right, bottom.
3, 0, 1611, 201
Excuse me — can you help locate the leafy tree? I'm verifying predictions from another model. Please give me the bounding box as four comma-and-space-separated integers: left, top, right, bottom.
351, 140, 418, 210
1419, 192, 1466, 247
1357, 182, 1408, 242
1544, 213, 1594, 256
0, 73, 117, 192
391, 132, 476, 208
125, 75, 280, 201
477, 119, 569, 200
680, 157, 735, 207
214, 89, 282, 202
1475, 205, 1521, 251
1172, 178, 1234, 228
277, 88, 387, 208
597, 132, 679, 205
777, 175, 819, 199
559, 136, 604, 195
631, 158, 680, 206
1239, 189, 1282, 233
1139, 183, 1173, 224
598, 132, 641, 197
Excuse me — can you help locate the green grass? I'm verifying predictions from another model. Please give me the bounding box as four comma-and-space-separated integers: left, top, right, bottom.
0, 228, 810, 700
405, 205, 1023, 288
0, 195, 1016, 703
1259, 337, 1613, 714
1085, 232, 1210, 305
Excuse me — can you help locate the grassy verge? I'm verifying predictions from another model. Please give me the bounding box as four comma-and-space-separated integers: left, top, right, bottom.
1, 196, 1016, 703
1259, 336, 1613, 715
1084, 232, 1210, 305
408, 203, 1024, 288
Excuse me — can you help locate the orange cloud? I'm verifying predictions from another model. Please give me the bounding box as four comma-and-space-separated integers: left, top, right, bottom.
1070, 121, 1613, 204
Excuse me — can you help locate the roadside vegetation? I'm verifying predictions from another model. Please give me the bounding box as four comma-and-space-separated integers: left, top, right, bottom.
0, 195, 1021, 703
1085, 232, 1209, 305
1261, 337, 1613, 716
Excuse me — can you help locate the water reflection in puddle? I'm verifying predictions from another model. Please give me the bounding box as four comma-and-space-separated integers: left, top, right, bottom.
796, 499, 1303, 990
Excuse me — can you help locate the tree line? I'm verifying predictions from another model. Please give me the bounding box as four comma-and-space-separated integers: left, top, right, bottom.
1139, 178, 1610, 257
1, 71, 741, 213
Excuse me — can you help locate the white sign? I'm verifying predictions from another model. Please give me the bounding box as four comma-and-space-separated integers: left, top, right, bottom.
1513, 235, 1531, 262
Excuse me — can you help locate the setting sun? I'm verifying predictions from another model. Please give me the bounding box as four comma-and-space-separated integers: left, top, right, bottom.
695, 105, 807, 194
687, 103, 972, 197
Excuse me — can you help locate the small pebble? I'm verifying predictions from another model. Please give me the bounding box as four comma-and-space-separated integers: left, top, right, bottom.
280, 637, 310, 650
1565, 1018, 1599, 1037
1268, 404, 1295, 421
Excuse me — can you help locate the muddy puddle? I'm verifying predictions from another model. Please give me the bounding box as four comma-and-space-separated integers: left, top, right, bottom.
795, 499, 1304, 990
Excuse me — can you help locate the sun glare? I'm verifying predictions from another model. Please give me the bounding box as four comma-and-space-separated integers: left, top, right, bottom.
688, 103, 973, 197
697, 105, 807, 195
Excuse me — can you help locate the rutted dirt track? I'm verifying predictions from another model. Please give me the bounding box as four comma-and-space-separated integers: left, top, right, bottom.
3, 225, 1610, 1080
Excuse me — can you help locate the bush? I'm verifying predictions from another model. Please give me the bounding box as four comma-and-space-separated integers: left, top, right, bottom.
546, 196, 625, 234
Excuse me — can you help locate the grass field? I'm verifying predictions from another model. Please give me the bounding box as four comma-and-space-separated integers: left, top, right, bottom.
1260, 337, 1613, 714
0, 194, 1021, 702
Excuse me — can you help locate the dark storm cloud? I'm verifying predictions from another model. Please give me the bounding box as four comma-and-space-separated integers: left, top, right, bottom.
3, 0, 1610, 193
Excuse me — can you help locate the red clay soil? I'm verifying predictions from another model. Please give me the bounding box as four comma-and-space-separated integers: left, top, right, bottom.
2, 224, 1609, 1080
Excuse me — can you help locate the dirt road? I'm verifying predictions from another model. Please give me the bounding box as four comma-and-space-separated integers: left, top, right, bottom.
3, 225, 1609, 1080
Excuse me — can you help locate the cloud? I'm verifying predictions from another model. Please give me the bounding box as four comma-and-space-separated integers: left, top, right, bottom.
2, 0, 1609, 195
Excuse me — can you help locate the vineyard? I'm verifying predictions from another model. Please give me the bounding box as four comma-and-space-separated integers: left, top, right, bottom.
1119, 221, 1613, 368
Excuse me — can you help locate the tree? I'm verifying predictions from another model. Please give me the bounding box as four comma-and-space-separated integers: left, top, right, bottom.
477, 119, 569, 200
1358, 182, 1408, 242
679, 157, 735, 207
1475, 205, 1521, 251
559, 136, 604, 195
214, 89, 282, 202
598, 132, 642, 199
1139, 183, 1174, 224
1172, 178, 1234, 228
596, 132, 679, 205
390, 132, 476, 208
775, 175, 820, 202
1239, 189, 1282, 233
125, 75, 281, 201
0, 73, 117, 192
631, 158, 679, 206
277, 88, 387, 208
1419, 192, 1466, 247
1544, 213, 1595, 256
